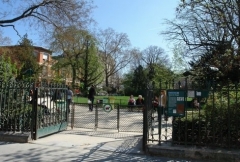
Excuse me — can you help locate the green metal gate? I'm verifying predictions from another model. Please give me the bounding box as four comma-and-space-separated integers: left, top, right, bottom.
0, 81, 68, 140
32, 83, 68, 139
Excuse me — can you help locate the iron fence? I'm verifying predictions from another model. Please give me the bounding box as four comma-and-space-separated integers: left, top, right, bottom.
144, 79, 240, 149
0, 81, 32, 133
69, 103, 143, 133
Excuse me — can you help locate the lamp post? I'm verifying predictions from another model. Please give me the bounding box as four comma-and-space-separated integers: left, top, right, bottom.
62, 69, 66, 85
207, 65, 219, 89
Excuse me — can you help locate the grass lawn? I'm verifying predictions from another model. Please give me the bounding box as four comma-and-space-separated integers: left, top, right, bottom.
73, 95, 130, 105
73, 96, 204, 109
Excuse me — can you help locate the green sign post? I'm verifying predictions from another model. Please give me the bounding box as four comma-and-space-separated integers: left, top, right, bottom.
167, 90, 186, 117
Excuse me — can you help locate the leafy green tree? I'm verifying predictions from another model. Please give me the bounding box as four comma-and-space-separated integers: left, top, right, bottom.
188, 43, 237, 85
79, 35, 104, 95
51, 56, 68, 84
16, 34, 39, 81
131, 65, 147, 95
0, 54, 17, 82
51, 27, 103, 90
122, 71, 135, 96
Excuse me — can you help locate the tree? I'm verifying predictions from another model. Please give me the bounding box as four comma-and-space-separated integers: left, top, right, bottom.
129, 48, 144, 70
163, 0, 240, 84
79, 34, 104, 95
188, 43, 236, 85
97, 28, 131, 89
141, 46, 171, 83
122, 70, 135, 96
141, 46, 169, 66
131, 65, 147, 95
162, 0, 235, 56
0, 54, 17, 82
0, 35, 39, 81
171, 44, 190, 74
0, 0, 94, 31
16, 35, 39, 81
51, 27, 102, 90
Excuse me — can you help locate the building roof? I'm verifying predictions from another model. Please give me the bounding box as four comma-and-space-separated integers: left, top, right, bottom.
0, 45, 52, 54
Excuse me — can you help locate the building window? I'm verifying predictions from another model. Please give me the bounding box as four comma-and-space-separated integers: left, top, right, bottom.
43, 53, 48, 61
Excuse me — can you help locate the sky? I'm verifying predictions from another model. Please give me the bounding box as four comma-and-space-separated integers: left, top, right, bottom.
92, 0, 179, 55
1, 0, 179, 58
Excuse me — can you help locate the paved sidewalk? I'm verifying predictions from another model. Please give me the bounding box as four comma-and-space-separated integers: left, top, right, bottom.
0, 132, 198, 162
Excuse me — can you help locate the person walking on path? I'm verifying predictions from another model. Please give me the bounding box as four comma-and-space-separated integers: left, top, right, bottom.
67, 87, 73, 113
51, 89, 62, 103
88, 85, 96, 111
158, 90, 167, 120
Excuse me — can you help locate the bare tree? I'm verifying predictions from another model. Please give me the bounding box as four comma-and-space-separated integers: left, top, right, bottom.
162, 0, 238, 58
171, 44, 190, 74
141, 45, 170, 81
0, 0, 94, 35
129, 48, 143, 69
162, 0, 240, 83
141, 45, 169, 66
97, 28, 131, 88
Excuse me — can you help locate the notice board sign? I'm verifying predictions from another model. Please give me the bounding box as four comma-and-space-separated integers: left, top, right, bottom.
167, 90, 185, 117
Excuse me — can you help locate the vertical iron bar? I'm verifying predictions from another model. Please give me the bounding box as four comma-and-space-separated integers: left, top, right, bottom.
33, 87, 38, 140
95, 104, 98, 130
184, 79, 187, 146
117, 104, 120, 132
158, 80, 162, 145
71, 103, 75, 129
143, 83, 151, 152
142, 102, 147, 152
227, 81, 230, 148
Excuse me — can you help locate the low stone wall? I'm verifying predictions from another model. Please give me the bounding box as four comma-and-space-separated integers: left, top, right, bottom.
0, 132, 31, 143
147, 145, 240, 162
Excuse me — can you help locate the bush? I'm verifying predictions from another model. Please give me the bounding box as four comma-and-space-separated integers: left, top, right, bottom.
172, 92, 240, 148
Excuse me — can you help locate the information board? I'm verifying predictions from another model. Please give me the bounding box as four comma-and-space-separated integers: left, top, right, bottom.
167, 90, 186, 117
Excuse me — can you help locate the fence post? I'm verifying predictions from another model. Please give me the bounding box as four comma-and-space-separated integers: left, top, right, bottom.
158, 81, 162, 145
117, 104, 120, 132
142, 81, 154, 152
95, 104, 98, 130
142, 104, 148, 152
32, 87, 38, 140
71, 103, 75, 129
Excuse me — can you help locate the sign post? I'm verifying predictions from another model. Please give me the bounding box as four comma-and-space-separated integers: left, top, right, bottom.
103, 104, 112, 113
167, 90, 186, 117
